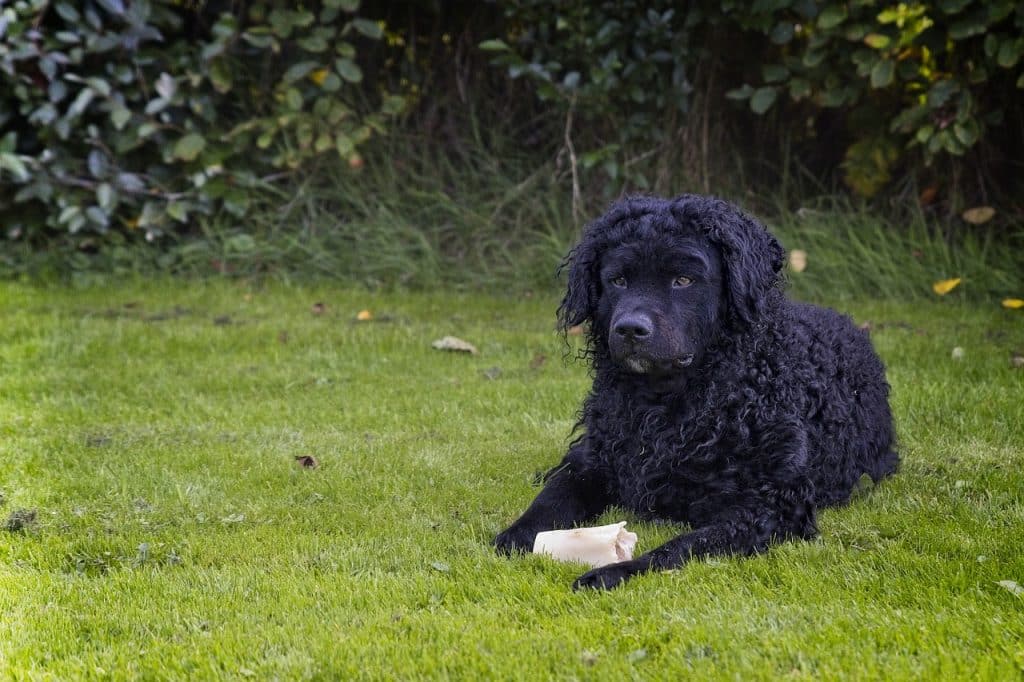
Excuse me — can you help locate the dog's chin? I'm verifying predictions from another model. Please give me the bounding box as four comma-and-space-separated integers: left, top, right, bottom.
613, 353, 695, 378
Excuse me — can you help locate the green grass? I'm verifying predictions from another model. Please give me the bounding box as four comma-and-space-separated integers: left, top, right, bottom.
1, 279, 1023, 680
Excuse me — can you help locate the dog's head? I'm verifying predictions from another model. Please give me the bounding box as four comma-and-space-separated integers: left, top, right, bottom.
559, 195, 784, 379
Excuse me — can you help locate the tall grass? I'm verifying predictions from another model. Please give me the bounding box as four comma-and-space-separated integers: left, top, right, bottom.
771, 198, 1024, 302
7, 118, 1022, 302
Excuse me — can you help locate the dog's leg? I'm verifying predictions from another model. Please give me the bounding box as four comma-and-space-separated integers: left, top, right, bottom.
572, 494, 816, 590
494, 453, 610, 555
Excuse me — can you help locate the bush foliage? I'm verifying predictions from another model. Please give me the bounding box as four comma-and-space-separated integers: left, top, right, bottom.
1, 0, 1022, 266
0, 0, 402, 250
487, 1, 1023, 198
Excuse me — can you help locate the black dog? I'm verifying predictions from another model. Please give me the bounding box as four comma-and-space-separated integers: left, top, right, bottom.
495, 195, 897, 590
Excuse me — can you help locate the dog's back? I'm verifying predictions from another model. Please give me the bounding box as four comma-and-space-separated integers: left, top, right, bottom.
783, 301, 898, 507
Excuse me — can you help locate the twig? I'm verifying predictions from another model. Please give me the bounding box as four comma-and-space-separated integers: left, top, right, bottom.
564, 96, 582, 225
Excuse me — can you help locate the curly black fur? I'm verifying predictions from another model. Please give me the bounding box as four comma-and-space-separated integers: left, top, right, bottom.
495, 194, 898, 590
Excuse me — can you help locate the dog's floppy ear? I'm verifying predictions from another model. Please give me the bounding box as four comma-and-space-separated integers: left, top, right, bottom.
557, 229, 601, 330
673, 195, 784, 328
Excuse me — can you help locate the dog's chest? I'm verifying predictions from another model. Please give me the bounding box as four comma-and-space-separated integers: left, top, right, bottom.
593, 403, 741, 522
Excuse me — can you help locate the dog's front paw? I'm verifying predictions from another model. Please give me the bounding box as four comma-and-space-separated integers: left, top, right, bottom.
493, 524, 539, 556
572, 560, 643, 591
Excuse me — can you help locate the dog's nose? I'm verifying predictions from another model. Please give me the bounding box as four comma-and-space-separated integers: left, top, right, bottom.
614, 314, 653, 340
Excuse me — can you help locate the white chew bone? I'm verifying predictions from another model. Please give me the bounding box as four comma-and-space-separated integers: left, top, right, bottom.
532, 522, 638, 568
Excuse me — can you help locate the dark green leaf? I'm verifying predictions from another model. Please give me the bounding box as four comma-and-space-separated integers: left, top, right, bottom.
938, 0, 972, 13
997, 38, 1022, 68
750, 86, 778, 114
96, 183, 115, 210
209, 60, 232, 93
927, 80, 959, 107
0, 153, 29, 182
335, 134, 354, 157
949, 17, 988, 40
95, 0, 125, 16
870, 59, 894, 88
325, 0, 359, 10
953, 120, 979, 147
725, 84, 754, 100
864, 33, 891, 49
381, 95, 405, 115
770, 22, 794, 45
110, 106, 131, 130
167, 201, 188, 223
479, 39, 511, 52
173, 133, 206, 162
789, 78, 812, 100
283, 61, 318, 83
762, 64, 789, 83
818, 4, 847, 30
803, 50, 827, 67
335, 58, 363, 83
351, 19, 382, 39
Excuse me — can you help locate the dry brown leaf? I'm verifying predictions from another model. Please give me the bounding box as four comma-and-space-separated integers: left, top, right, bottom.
356, 309, 373, 321
295, 455, 319, 469
918, 186, 938, 205
961, 206, 995, 224
311, 302, 326, 315
431, 336, 479, 355
3, 508, 36, 532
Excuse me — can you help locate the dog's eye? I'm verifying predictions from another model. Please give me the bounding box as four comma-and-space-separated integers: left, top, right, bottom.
672, 276, 693, 288
610, 276, 627, 288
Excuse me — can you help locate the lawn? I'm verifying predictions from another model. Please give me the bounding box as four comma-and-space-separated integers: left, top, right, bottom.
1, 279, 1022, 680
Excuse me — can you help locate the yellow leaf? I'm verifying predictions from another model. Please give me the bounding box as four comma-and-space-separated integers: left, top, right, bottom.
309, 68, 329, 86
788, 249, 807, 273
1002, 298, 1024, 309
932, 278, 961, 295
356, 309, 373, 321
961, 206, 995, 224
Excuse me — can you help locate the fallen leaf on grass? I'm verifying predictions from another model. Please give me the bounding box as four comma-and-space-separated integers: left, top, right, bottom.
918, 186, 938, 205
932, 278, 961, 295
431, 336, 478, 354
997, 580, 1023, 597
1002, 299, 1024, 309
962, 206, 995, 224
788, 249, 807, 273
311, 302, 326, 315
295, 455, 319, 469
356, 309, 373, 321
3, 508, 36, 532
